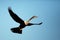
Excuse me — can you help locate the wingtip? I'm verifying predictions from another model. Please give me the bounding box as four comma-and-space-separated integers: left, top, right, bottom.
8, 7, 11, 10
11, 27, 22, 34
33, 16, 38, 18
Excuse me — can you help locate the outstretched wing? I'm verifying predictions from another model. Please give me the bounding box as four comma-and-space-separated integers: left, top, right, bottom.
8, 7, 24, 24
27, 16, 37, 22
11, 27, 22, 34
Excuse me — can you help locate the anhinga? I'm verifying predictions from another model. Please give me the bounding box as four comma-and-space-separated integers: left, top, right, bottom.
8, 7, 43, 34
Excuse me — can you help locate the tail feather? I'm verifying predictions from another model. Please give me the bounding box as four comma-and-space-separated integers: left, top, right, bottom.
11, 27, 22, 34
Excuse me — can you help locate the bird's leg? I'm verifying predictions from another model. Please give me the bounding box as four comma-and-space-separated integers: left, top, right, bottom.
19, 27, 22, 31
20, 28, 22, 30
27, 16, 37, 22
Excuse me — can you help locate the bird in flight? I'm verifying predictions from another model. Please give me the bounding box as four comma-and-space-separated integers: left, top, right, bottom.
8, 7, 43, 34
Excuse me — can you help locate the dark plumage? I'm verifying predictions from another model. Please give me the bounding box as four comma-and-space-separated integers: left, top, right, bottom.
8, 7, 42, 34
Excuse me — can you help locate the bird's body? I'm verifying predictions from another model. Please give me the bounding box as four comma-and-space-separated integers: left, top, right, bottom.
8, 7, 42, 34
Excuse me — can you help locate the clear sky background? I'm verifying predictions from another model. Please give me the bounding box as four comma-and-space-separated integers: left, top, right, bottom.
0, 0, 60, 40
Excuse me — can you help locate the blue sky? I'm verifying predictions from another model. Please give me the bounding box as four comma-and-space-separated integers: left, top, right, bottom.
0, 0, 60, 40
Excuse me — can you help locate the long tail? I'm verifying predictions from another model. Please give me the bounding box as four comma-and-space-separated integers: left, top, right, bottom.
11, 27, 22, 34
